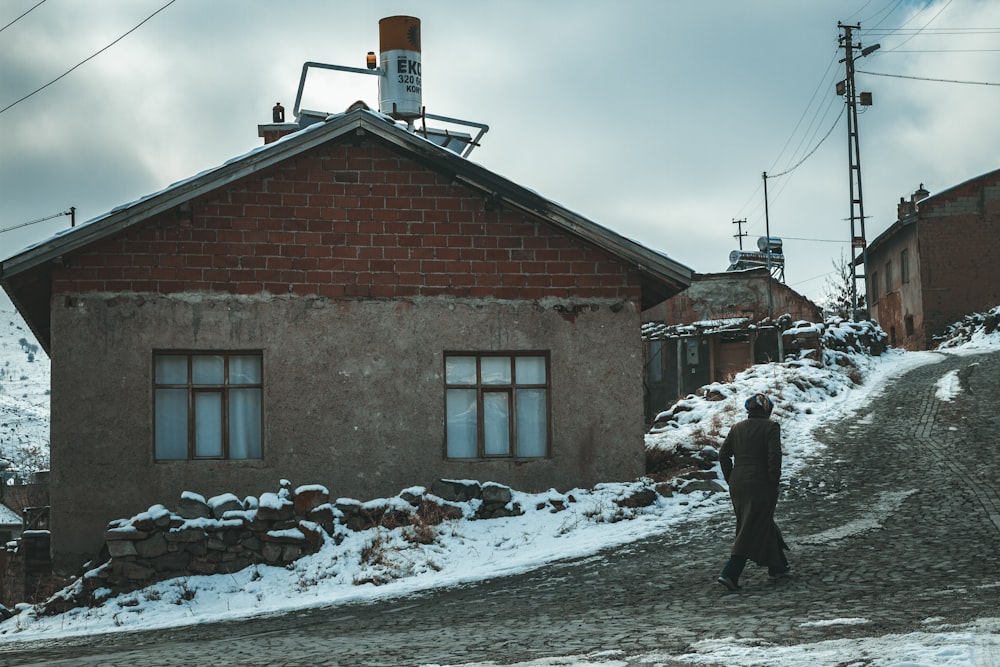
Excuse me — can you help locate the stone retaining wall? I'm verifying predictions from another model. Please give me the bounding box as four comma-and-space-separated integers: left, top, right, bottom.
42, 478, 529, 614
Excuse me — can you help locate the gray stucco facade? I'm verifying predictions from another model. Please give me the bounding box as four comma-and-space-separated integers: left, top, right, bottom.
49, 293, 645, 570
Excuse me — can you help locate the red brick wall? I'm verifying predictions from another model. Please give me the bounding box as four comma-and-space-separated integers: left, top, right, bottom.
51, 142, 640, 302
915, 174, 1000, 340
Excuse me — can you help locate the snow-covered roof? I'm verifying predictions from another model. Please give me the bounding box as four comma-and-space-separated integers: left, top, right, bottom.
0, 502, 22, 527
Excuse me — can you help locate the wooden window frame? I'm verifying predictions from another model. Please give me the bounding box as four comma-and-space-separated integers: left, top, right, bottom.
443, 351, 552, 460
153, 351, 264, 461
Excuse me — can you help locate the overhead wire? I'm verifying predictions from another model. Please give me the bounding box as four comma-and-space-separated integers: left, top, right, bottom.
0, 0, 178, 116
0, 209, 72, 234
857, 69, 1000, 86
0, 0, 46, 33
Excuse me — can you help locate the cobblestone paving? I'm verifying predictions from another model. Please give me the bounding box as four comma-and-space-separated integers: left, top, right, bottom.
1, 351, 998, 666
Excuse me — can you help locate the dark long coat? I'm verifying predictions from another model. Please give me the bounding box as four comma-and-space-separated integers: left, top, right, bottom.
719, 414, 788, 568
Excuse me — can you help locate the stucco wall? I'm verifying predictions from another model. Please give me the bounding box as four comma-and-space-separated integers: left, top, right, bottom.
868, 225, 923, 349
642, 270, 821, 325
49, 293, 644, 571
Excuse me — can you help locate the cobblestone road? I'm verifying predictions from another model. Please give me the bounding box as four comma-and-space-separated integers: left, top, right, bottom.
1, 350, 998, 666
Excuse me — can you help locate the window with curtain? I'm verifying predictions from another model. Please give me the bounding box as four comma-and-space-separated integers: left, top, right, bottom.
444, 352, 550, 459
154, 352, 263, 461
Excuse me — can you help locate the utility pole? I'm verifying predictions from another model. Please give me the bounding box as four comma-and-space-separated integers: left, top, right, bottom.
762, 172, 773, 319
732, 218, 747, 250
838, 22, 879, 320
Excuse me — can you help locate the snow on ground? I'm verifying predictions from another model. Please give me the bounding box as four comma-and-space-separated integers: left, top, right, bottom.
0, 306, 50, 474
0, 310, 998, 666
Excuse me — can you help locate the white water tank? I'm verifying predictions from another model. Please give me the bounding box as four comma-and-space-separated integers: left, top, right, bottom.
378, 16, 422, 120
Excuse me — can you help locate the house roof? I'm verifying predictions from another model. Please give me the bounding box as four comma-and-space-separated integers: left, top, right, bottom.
1, 109, 693, 349
0, 502, 22, 528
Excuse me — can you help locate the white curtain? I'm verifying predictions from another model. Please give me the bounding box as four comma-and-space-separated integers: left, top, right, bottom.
229, 388, 262, 459
446, 389, 477, 458
154, 388, 187, 459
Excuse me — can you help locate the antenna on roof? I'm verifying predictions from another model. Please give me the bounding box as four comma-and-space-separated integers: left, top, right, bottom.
289, 16, 489, 157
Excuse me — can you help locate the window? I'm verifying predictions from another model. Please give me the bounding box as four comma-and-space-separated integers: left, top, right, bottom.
885, 261, 893, 292
445, 352, 550, 459
870, 271, 879, 302
901, 249, 909, 284
904, 315, 915, 336
648, 340, 664, 383
154, 352, 263, 460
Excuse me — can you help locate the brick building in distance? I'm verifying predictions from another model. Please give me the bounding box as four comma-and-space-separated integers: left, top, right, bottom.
865, 169, 1000, 350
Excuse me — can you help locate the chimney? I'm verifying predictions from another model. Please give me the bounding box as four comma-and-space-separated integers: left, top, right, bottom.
257, 102, 299, 144
897, 184, 930, 220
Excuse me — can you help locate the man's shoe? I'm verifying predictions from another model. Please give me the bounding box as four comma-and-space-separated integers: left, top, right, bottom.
717, 576, 741, 591
768, 568, 791, 581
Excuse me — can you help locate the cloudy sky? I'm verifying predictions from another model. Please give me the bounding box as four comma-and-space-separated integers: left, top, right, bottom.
2, 0, 999, 307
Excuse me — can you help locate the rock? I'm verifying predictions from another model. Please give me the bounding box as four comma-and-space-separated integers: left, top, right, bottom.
177, 492, 212, 520
655, 482, 674, 498
257, 492, 295, 522
481, 483, 512, 505
679, 480, 726, 494
616, 488, 658, 508
134, 533, 168, 559
165, 526, 206, 543
152, 550, 189, 573
679, 469, 718, 481
208, 493, 243, 519
114, 560, 156, 582
431, 479, 482, 502
107, 540, 138, 559
293, 486, 330, 515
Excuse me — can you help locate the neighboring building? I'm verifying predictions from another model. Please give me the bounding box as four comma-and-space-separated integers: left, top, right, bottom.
639, 269, 820, 421
642, 319, 783, 423
866, 171, 1000, 350
641, 268, 822, 326
0, 108, 692, 572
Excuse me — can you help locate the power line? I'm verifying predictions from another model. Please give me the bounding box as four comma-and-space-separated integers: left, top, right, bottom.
0, 0, 178, 116
0, 209, 73, 234
858, 69, 1000, 86
764, 105, 845, 179
0, 0, 46, 33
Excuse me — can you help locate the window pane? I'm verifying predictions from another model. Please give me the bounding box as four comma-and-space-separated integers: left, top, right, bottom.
229, 355, 261, 384
446, 389, 477, 458
155, 389, 188, 459
194, 392, 223, 457
515, 356, 545, 384
516, 389, 547, 457
155, 356, 187, 384
481, 357, 511, 384
446, 356, 477, 385
647, 341, 663, 383
229, 388, 262, 459
193, 355, 225, 385
484, 391, 510, 456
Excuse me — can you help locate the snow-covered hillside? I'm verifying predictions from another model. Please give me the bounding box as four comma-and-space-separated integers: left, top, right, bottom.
0, 306, 50, 475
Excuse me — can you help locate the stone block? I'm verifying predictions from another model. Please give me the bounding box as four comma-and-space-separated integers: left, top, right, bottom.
293, 487, 330, 516
107, 540, 138, 558
177, 493, 212, 520
152, 550, 189, 572
261, 542, 283, 563
432, 479, 482, 502
134, 532, 169, 559
481, 483, 512, 505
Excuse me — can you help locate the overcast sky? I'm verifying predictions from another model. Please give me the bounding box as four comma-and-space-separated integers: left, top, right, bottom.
2, 0, 1000, 308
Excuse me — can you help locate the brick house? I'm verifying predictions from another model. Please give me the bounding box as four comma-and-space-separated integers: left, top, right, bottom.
641, 268, 822, 325
0, 108, 692, 572
866, 170, 1000, 350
